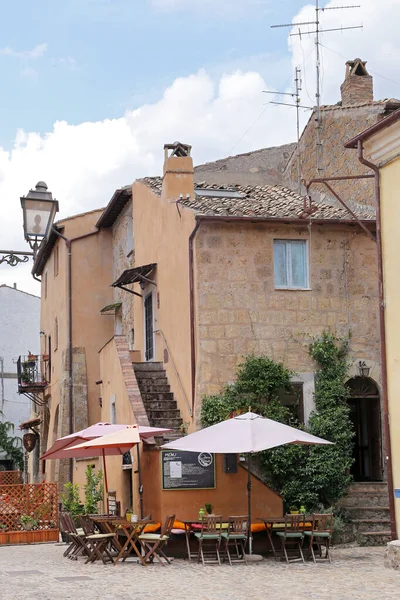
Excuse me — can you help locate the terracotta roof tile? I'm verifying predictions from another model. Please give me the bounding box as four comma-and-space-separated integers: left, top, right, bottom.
138, 177, 375, 221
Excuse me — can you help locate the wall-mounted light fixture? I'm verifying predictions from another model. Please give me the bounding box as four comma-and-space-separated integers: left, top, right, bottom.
358, 360, 370, 378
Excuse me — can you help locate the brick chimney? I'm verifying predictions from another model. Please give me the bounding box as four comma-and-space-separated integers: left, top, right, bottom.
340, 59, 373, 106
163, 142, 194, 199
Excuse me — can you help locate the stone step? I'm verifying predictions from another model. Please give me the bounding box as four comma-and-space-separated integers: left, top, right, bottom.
358, 531, 392, 546
142, 392, 175, 403
351, 519, 391, 532
135, 371, 167, 382
139, 384, 171, 394
142, 399, 177, 411
347, 482, 388, 495
344, 506, 391, 520
133, 362, 164, 372
147, 408, 181, 421
340, 495, 389, 508
135, 376, 169, 386
149, 417, 183, 429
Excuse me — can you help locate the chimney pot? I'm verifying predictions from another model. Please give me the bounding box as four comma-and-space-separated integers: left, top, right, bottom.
13, 283, 17, 289
340, 58, 373, 106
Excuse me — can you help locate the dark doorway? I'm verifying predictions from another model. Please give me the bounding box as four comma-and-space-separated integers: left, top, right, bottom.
347, 377, 382, 481
144, 293, 154, 361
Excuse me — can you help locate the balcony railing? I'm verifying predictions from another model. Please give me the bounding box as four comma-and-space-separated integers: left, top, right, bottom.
17, 355, 49, 393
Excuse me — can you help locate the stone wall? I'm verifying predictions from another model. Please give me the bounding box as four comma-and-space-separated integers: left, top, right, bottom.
112, 200, 135, 345
195, 221, 380, 414
285, 103, 390, 208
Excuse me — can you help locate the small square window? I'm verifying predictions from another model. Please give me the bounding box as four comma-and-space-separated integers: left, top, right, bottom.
110, 393, 117, 424
274, 240, 309, 289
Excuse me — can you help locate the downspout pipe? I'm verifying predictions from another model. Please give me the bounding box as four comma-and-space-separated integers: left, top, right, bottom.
188, 220, 201, 418
357, 141, 397, 541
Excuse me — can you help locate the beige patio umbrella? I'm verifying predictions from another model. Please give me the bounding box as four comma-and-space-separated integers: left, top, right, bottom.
68, 425, 141, 514
163, 411, 333, 554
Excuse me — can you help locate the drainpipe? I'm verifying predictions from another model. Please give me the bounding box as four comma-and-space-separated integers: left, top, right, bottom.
357, 141, 397, 541
188, 220, 201, 418
51, 228, 99, 483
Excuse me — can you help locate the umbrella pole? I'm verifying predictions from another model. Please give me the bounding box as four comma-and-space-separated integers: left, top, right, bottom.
102, 448, 110, 515
247, 452, 252, 555
136, 444, 144, 519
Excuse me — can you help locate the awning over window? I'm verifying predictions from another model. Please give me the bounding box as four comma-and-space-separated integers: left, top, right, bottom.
100, 302, 122, 315
112, 263, 157, 289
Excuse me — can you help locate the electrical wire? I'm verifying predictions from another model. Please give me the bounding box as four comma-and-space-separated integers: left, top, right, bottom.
319, 42, 400, 89
227, 106, 269, 155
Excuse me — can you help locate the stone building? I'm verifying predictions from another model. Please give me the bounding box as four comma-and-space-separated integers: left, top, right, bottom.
0, 284, 40, 471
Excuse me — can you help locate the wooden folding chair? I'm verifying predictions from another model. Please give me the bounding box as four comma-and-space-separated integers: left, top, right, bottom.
195, 515, 223, 566
139, 514, 175, 566
222, 516, 248, 565
304, 513, 333, 563
276, 514, 305, 564
79, 515, 116, 565
61, 512, 90, 561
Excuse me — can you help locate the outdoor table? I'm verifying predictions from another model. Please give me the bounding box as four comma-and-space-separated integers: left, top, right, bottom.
91, 517, 154, 566
257, 516, 312, 556
90, 515, 125, 555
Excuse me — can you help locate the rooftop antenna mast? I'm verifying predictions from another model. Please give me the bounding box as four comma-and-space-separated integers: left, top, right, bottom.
271, 1, 362, 174
263, 67, 312, 192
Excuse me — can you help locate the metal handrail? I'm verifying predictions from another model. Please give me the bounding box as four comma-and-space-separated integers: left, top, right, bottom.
154, 329, 192, 418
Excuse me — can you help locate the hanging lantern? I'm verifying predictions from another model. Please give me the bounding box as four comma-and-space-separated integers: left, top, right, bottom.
23, 432, 38, 453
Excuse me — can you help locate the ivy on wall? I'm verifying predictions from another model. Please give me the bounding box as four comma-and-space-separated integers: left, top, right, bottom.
201, 332, 354, 510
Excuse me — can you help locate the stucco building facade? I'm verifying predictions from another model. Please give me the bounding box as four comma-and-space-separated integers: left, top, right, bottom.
0, 285, 40, 471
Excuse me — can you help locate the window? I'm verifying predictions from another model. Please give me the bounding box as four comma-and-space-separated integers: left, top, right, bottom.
278, 384, 304, 424
110, 393, 117, 424
44, 271, 48, 299
54, 244, 59, 277
126, 216, 134, 257
274, 240, 309, 289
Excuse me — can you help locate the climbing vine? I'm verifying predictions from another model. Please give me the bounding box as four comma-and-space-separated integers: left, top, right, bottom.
0, 413, 24, 470
201, 332, 354, 510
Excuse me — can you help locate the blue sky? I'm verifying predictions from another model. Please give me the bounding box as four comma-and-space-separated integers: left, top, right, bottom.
0, 0, 307, 147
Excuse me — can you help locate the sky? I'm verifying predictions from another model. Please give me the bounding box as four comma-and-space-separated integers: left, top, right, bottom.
1, 0, 400, 294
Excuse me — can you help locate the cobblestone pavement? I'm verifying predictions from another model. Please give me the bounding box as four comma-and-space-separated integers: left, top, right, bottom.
0, 543, 399, 600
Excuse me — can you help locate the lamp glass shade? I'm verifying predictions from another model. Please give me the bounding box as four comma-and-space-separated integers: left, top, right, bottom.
21, 198, 57, 240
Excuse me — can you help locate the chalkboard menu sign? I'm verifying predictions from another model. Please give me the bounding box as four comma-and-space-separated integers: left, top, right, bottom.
161, 450, 216, 490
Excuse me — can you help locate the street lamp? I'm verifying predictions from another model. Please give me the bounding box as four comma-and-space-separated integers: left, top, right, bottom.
0, 181, 59, 266
20, 181, 59, 256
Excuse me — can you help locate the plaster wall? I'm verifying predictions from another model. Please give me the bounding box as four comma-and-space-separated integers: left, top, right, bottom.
369, 152, 400, 536
39, 209, 114, 486
132, 164, 197, 427
0, 286, 40, 460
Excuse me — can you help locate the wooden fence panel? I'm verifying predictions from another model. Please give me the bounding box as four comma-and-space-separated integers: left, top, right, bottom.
0, 482, 58, 532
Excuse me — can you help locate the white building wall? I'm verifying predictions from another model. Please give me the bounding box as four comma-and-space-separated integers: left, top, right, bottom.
0, 285, 40, 464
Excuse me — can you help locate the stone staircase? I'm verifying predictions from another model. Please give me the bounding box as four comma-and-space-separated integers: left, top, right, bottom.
339, 482, 392, 545
132, 362, 183, 442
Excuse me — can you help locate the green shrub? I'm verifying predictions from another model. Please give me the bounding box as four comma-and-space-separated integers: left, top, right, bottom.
83, 466, 104, 515
62, 482, 83, 516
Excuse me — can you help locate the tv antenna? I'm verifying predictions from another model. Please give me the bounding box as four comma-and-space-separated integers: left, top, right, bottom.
271, 1, 362, 174
263, 67, 312, 192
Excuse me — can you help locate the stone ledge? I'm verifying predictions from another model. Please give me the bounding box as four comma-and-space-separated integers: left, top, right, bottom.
384, 539, 400, 570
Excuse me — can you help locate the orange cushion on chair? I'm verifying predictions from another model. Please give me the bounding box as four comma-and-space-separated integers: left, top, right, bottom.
250, 523, 266, 533
173, 520, 186, 530
143, 522, 161, 533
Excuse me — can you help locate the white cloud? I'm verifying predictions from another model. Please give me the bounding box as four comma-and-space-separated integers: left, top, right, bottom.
0, 43, 48, 60
1, 0, 399, 295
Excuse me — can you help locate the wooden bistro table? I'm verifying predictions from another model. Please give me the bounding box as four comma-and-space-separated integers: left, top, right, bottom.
257, 516, 312, 557
91, 516, 153, 566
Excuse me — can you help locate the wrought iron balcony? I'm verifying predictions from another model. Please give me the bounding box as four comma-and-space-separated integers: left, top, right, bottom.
17, 355, 49, 401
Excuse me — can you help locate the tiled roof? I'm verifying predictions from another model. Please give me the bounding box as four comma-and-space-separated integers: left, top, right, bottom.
320, 98, 400, 112
138, 177, 375, 221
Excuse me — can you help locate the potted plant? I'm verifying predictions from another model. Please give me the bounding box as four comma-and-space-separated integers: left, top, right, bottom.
290, 505, 299, 515
20, 515, 38, 531
204, 503, 213, 516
